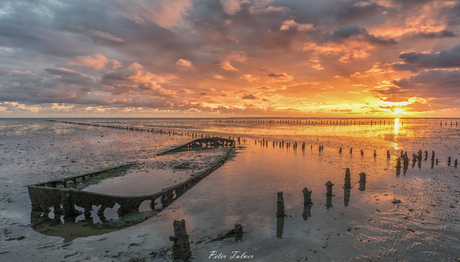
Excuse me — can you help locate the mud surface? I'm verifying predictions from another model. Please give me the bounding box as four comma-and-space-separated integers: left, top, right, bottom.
1, 118, 459, 261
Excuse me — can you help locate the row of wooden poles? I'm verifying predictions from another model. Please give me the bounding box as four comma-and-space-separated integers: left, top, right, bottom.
276, 168, 366, 217
440, 121, 459, 127
254, 138, 458, 169
214, 119, 402, 126
48, 120, 243, 144
396, 150, 458, 173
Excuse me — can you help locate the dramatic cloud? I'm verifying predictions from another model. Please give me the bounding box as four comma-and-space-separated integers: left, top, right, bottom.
0, 0, 459, 117
413, 30, 456, 39
325, 25, 397, 46
397, 45, 460, 69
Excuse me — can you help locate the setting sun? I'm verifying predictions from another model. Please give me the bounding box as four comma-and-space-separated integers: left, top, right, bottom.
392, 108, 405, 115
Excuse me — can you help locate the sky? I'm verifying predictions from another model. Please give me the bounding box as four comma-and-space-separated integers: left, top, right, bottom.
0, 0, 459, 118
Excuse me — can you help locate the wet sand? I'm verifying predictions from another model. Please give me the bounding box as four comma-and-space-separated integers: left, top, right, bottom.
1, 118, 459, 261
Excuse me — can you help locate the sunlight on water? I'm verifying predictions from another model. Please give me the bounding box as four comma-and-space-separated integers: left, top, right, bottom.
394, 118, 400, 135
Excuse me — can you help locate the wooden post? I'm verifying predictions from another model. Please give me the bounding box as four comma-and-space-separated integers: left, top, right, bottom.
276, 192, 285, 217
169, 219, 192, 262
325, 181, 334, 209
303, 187, 313, 206
344, 168, 351, 189
326, 181, 334, 196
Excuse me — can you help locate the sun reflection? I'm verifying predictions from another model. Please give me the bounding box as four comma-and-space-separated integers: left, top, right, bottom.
394, 118, 400, 134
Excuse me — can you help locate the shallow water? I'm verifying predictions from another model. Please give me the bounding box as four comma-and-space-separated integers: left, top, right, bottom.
0, 118, 459, 261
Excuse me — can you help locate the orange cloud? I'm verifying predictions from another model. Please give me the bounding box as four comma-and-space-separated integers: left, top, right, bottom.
69, 53, 122, 70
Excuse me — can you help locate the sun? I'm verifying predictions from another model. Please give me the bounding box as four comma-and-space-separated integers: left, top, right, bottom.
392, 108, 405, 115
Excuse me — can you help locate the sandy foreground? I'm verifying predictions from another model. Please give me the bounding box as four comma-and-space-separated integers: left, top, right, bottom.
1, 119, 460, 262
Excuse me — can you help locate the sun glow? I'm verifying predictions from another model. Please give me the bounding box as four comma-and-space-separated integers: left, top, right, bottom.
392, 108, 405, 115
394, 118, 400, 134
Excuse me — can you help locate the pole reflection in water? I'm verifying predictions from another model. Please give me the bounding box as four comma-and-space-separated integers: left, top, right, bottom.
276, 217, 284, 238
302, 205, 312, 221
344, 188, 351, 207
326, 194, 333, 209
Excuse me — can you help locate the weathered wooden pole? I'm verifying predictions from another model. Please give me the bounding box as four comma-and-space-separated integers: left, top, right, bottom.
359, 172, 366, 183
344, 168, 351, 189
169, 219, 192, 262
387, 150, 391, 159
326, 181, 334, 196
276, 192, 285, 217
344, 188, 351, 207
455, 159, 458, 168
339, 147, 342, 154
448, 157, 451, 166
359, 172, 367, 191
325, 181, 334, 209
302, 187, 313, 206
374, 150, 377, 157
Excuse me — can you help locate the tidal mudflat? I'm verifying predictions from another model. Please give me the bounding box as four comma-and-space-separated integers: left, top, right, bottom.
1, 118, 460, 261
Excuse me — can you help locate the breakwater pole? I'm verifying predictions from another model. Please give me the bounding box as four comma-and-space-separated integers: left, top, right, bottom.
325, 181, 334, 209
344, 168, 351, 207
344, 168, 351, 189
276, 192, 285, 217
170, 219, 192, 262
302, 187, 313, 221
359, 172, 366, 191
303, 187, 313, 206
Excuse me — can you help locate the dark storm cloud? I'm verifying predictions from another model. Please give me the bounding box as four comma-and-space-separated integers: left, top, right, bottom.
373, 70, 460, 104
332, 2, 384, 23
413, 30, 456, 39
324, 25, 396, 46
398, 45, 460, 68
